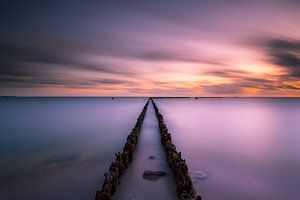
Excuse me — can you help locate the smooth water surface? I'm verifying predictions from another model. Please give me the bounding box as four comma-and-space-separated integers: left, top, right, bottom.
0, 97, 147, 200
157, 98, 300, 200
1, 97, 300, 200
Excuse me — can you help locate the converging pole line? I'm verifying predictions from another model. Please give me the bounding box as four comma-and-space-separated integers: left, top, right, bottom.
151, 99, 202, 200
95, 100, 149, 200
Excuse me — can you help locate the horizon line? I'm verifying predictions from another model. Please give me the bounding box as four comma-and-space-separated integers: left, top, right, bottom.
1, 96, 300, 98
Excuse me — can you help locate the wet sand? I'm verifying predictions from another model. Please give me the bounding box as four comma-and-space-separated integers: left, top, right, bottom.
114, 103, 178, 200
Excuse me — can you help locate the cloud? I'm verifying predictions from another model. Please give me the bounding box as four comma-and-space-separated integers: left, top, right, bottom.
0, 75, 130, 88
202, 69, 279, 94
0, 40, 139, 88
0, 41, 135, 76
131, 49, 226, 65
261, 38, 300, 78
0, 33, 229, 91
205, 69, 249, 78
202, 83, 243, 94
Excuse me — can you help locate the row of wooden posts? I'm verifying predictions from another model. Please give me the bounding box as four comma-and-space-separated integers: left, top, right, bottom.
151, 99, 202, 200
95, 98, 201, 199
95, 100, 149, 200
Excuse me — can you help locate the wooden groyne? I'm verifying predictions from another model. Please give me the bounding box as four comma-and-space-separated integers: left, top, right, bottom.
151, 99, 202, 200
95, 100, 149, 200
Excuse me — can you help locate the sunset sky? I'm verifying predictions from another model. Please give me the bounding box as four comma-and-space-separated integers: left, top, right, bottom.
0, 0, 300, 96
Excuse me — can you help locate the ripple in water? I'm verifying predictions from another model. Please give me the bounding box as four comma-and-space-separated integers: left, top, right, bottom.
189, 170, 208, 183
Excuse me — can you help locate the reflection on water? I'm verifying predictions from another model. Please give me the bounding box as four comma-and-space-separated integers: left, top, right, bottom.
0, 97, 146, 200
157, 98, 300, 200
0, 98, 300, 200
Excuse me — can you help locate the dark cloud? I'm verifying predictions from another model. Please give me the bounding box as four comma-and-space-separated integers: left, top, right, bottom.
0, 75, 130, 88
0, 40, 138, 88
206, 69, 272, 84
263, 38, 300, 78
0, 42, 70, 65
205, 69, 249, 78
0, 41, 134, 76
239, 78, 276, 91
203, 69, 278, 94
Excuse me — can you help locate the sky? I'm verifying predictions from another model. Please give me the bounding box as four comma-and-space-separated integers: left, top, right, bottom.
0, 0, 300, 97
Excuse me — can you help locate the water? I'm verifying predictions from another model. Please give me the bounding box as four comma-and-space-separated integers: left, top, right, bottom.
0, 97, 300, 200
156, 98, 300, 200
0, 97, 147, 199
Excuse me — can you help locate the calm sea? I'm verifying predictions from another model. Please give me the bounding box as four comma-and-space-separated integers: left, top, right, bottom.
0, 97, 299, 200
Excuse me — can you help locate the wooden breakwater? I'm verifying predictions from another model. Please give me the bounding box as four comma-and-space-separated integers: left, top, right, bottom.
151, 99, 202, 200
95, 100, 149, 200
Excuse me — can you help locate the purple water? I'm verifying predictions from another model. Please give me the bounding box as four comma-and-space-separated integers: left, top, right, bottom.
156, 98, 300, 200
0, 97, 146, 199
0, 97, 299, 199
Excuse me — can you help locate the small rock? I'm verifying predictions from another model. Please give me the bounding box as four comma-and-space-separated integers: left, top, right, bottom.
148, 155, 155, 160
143, 170, 167, 181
